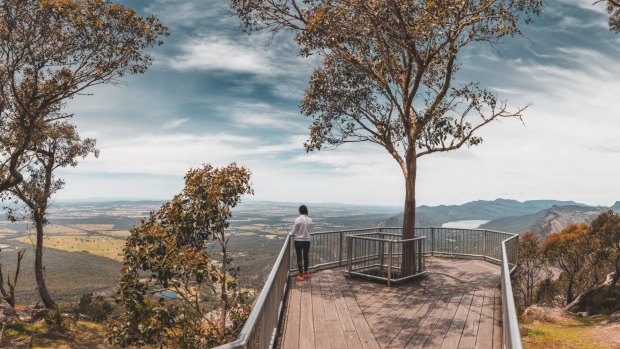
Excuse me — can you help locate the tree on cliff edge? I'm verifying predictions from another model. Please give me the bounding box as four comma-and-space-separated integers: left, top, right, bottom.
0, 0, 167, 194
6, 122, 98, 309
231, 0, 543, 263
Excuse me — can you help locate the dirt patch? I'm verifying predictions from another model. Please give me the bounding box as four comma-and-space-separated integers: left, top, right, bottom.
523, 305, 581, 326
592, 323, 620, 348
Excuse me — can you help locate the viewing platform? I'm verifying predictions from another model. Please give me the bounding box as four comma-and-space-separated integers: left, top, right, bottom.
215, 227, 520, 349
281, 258, 502, 349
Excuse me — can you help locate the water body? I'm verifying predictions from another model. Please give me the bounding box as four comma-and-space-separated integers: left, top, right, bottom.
441, 220, 489, 229
154, 290, 178, 299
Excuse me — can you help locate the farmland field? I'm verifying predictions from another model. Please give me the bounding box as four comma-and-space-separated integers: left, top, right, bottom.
0, 199, 400, 303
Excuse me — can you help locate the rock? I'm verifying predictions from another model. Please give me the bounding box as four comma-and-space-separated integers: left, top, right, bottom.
522, 305, 581, 326
609, 311, 620, 323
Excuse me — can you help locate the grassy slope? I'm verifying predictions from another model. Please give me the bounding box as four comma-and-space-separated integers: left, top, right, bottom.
2, 320, 117, 349
521, 315, 620, 349
0, 240, 121, 304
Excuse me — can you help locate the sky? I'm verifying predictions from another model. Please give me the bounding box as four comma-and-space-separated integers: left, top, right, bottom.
56, 0, 620, 207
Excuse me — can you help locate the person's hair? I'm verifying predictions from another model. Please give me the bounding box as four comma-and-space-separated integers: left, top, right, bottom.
299, 205, 308, 215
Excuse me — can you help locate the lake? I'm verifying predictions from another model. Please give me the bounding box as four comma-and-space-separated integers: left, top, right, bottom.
441, 220, 489, 229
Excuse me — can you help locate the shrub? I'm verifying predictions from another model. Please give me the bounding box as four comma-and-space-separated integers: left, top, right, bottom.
45, 306, 67, 332
78, 293, 114, 322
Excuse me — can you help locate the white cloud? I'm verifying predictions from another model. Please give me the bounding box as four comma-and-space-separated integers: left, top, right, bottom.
169, 37, 275, 74
219, 102, 307, 130
162, 118, 189, 129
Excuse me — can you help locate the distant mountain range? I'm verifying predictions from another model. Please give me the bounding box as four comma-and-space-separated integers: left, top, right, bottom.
370, 199, 619, 237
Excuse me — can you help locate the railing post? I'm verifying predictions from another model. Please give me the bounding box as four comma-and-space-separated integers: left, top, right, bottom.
431, 227, 435, 256
338, 231, 344, 266
379, 240, 385, 270
387, 241, 393, 287
514, 235, 520, 269
417, 239, 422, 273
483, 230, 488, 260
347, 236, 353, 275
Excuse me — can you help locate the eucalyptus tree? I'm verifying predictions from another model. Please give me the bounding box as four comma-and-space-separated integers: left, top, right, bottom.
232, 0, 542, 248
110, 164, 254, 348
590, 210, 620, 287
7, 122, 98, 308
542, 224, 592, 304
0, 0, 167, 193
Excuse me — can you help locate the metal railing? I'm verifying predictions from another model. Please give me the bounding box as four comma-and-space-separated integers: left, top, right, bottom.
346, 232, 427, 285
501, 234, 522, 349
289, 228, 381, 272
215, 227, 521, 349
214, 235, 291, 349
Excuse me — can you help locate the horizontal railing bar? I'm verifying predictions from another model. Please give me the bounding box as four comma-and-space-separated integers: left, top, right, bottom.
349, 236, 427, 243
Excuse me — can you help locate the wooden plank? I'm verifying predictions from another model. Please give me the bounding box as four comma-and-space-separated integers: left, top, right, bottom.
440, 293, 474, 349
424, 294, 463, 348
321, 270, 349, 348
384, 296, 438, 348
475, 289, 495, 349
328, 270, 364, 349
334, 272, 381, 349
458, 290, 484, 349
353, 284, 387, 305
492, 288, 502, 349
368, 291, 428, 338
327, 320, 349, 349
321, 272, 341, 322
312, 274, 331, 349
299, 280, 315, 349
281, 281, 302, 349
405, 294, 451, 349
362, 289, 404, 325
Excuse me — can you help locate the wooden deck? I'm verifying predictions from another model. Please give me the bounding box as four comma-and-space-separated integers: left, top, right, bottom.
279, 257, 503, 349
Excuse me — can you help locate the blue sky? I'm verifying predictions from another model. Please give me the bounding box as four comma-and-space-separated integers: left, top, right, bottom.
57, 0, 620, 207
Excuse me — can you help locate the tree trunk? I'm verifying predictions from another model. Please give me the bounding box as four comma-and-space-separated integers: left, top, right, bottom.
219, 232, 228, 338
402, 157, 417, 239
566, 277, 574, 305
612, 257, 620, 287
401, 154, 417, 275
34, 211, 55, 309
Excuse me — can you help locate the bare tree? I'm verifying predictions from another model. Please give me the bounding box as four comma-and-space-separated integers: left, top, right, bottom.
0, 248, 25, 308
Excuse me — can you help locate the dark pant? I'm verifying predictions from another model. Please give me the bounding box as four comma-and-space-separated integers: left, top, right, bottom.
294, 240, 310, 274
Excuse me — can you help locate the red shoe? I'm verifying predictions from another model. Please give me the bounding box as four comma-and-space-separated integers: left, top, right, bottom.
296, 275, 304, 281
303, 273, 311, 278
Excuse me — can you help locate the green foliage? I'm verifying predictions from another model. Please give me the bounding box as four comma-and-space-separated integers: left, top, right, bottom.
535, 277, 559, 307
590, 210, 620, 287
45, 306, 68, 333
515, 231, 547, 310
591, 287, 620, 314
542, 224, 592, 304
108, 163, 254, 348
78, 293, 114, 323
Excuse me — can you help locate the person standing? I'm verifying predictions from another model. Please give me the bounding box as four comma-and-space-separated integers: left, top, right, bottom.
289, 205, 313, 281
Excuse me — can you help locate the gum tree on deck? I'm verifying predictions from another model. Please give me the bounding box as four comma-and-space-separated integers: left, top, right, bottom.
232, 0, 542, 272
